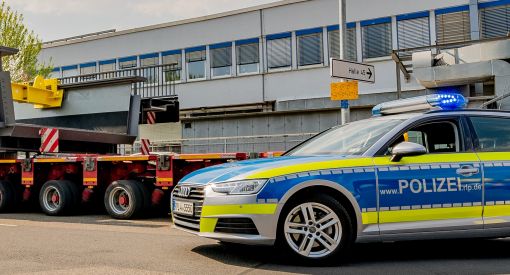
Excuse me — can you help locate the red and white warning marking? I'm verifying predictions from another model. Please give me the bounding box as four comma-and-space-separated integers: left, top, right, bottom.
39, 128, 59, 153
141, 139, 151, 155
147, 112, 156, 125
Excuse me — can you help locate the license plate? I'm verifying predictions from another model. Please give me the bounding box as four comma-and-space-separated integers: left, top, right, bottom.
173, 200, 194, 216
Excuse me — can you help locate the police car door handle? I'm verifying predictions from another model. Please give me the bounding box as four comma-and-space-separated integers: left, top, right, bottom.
456, 166, 479, 176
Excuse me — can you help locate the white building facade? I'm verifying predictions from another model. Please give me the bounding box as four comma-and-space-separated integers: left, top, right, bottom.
39, 0, 510, 153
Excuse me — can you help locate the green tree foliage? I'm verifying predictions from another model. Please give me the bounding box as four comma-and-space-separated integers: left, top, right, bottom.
0, 1, 52, 82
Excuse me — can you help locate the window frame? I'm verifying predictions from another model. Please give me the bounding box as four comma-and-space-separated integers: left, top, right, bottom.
140, 53, 159, 85
296, 28, 324, 68
99, 60, 116, 73
467, 115, 510, 152
210, 42, 233, 79
375, 116, 468, 156
162, 50, 183, 83
396, 12, 431, 51
185, 46, 207, 81
118, 56, 138, 70
435, 6, 471, 45
62, 65, 79, 78
479, 3, 510, 39
236, 38, 260, 76
327, 23, 357, 62
361, 18, 393, 60
266, 32, 292, 71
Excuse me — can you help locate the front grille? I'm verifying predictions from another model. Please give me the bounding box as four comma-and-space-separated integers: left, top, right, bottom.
214, 218, 259, 235
172, 185, 205, 232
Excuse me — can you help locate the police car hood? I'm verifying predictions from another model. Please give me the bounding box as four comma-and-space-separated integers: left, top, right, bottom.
179, 155, 363, 185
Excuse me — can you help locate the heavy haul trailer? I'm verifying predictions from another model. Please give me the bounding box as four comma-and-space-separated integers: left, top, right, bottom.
0, 153, 247, 219
0, 47, 248, 219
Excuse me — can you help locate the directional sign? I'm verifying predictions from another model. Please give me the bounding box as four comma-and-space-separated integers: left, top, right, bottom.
331, 81, 359, 101
330, 58, 375, 83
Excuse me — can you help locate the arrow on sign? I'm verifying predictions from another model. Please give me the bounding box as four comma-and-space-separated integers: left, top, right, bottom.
367, 68, 373, 79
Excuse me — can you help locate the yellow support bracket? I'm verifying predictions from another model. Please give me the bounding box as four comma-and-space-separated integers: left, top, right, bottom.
11, 75, 64, 109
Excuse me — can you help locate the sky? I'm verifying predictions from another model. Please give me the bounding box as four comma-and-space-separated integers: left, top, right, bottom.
6, 0, 280, 42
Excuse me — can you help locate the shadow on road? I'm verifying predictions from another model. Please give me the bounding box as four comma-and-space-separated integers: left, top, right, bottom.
193, 238, 510, 273
0, 212, 170, 228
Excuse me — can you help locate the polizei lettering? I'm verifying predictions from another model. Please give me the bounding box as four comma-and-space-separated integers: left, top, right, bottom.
398, 177, 462, 194
376, 177, 482, 196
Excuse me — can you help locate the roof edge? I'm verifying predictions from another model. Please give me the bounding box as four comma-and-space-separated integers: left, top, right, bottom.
42, 0, 309, 49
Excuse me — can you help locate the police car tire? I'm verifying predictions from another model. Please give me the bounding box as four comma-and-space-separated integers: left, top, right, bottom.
277, 193, 354, 265
104, 180, 144, 220
0, 180, 15, 212
39, 180, 75, 216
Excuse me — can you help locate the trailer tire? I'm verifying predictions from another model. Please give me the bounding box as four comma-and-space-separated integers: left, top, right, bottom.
105, 180, 143, 219
66, 181, 82, 209
135, 181, 152, 214
39, 180, 76, 216
0, 181, 15, 212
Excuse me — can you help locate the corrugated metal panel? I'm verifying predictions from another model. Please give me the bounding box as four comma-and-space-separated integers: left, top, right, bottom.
398, 17, 430, 49
480, 5, 510, 39
435, 11, 471, 44
267, 37, 292, 69
211, 47, 232, 68
362, 23, 392, 59
298, 33, 323, 66
328, 28, 356, 61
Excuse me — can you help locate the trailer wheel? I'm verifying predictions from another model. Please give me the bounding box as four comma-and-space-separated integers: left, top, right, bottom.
39, 180, 76, 216
104, 180, 143, 219
0, 181, 15, 212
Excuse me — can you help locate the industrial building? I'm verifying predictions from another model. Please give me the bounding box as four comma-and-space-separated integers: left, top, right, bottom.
38, 0, 510, 153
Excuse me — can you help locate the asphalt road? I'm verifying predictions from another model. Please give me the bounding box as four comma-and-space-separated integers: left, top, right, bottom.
0, 213, 509, 275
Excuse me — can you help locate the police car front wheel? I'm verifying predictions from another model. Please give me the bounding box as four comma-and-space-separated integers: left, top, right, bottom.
277, 194, 354, 264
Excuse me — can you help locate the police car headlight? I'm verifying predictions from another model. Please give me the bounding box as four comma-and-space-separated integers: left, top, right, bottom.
211, 180, 267, 195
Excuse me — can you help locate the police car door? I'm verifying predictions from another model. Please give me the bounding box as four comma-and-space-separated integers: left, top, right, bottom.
468, 115, 510, 228
373, 117, 483, 235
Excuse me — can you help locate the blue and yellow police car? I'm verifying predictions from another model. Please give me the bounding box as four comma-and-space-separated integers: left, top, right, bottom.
172, 93, 510, 263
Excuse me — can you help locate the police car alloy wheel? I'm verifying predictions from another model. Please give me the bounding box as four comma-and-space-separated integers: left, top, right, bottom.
278, 194, 353, 264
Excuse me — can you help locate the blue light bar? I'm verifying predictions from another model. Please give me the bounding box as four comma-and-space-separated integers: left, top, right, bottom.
372, 93, 468, 116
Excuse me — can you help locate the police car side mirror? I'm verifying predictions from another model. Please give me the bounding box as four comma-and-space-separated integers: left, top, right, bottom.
390, 142, 427, 162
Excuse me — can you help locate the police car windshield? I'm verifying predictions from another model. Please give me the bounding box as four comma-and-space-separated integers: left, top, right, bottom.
287, 118, 405, 156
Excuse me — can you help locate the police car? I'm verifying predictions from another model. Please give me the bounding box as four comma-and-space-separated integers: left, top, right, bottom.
171, 93, 510, 263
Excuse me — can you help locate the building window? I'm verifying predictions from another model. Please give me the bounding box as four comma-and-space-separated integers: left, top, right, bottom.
62, 65, 78, 78
296, 28, 323, 67
186, 46, 206, 80
236, 38, 259, 75
140, 53, 159, 84
99, 60, 116, 72
210, 42, 232, 77
480, 3, 510, 39
397, 12, 430, 51
49, 68, 60, 78
435, 6, 471, 44
79, 62, 96, 75
362, 18, 392, 59
119, 56, 137, 70
328, 24, 357, 61
267, 33, 292, 70
162, 50, 182, 83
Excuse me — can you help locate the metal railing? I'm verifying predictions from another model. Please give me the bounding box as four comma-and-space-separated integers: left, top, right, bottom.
392, 36, 510, 80
129, 132, 318, 154
59, 64, 180, 99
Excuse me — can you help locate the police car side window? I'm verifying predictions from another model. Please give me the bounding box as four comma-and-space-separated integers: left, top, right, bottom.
387, 121, 460, 154
470, 116, 510, 152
